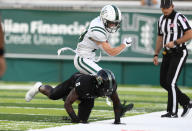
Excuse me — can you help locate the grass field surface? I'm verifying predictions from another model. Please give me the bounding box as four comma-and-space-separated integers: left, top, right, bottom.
0, 82, 192, 131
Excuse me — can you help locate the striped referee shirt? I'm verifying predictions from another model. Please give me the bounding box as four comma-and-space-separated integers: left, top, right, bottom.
158, 10, 191, 48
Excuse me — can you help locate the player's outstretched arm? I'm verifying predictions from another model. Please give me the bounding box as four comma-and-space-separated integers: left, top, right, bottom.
64, 88, 80, 123
110, 91, 122, 124
110, 92, 134, 124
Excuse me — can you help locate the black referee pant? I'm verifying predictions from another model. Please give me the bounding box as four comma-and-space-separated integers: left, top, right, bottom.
160, 47, 190, 114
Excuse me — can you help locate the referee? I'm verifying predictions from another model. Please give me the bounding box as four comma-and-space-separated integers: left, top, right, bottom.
153, 0, 192, 117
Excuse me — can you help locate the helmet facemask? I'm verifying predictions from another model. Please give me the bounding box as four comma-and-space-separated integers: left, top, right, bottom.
103, 19, 121, 33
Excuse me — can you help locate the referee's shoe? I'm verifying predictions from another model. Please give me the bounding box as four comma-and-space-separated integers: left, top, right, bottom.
181, 101, 192, 117
161, 112, 178, 118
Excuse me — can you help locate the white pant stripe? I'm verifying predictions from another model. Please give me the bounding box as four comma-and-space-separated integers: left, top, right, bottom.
74, 55, 102, 75
171, 49, 187, 113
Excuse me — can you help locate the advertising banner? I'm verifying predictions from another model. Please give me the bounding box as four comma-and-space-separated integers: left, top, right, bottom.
1, 9, 192, 61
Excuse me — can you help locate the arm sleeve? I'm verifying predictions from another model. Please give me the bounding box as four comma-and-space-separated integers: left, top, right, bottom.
178, 14, 191, 32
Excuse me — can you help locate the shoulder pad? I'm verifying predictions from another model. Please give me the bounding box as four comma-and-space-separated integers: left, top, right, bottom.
89, 26, 107, 42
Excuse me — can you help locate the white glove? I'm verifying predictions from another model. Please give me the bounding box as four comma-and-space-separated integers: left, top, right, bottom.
123, 37, 132, 48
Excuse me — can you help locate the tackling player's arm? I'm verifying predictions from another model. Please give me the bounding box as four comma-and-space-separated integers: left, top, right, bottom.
110, 91, 122, 124
64, 88, 80, 123
89, 37, 130, 56
110, 91, 134, 124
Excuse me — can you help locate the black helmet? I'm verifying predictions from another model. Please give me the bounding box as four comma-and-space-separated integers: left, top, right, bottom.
96, 69, 117, 97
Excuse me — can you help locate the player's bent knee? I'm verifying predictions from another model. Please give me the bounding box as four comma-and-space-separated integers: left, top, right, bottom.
39, 85, 58, 100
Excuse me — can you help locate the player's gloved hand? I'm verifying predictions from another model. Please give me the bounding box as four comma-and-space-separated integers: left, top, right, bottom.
71, 117, 80, 123
123, 37, 132, 48
114, 118, 121, 124
71, 119, 80, 123
69, 112, 80, 123
120, 100, 134, 117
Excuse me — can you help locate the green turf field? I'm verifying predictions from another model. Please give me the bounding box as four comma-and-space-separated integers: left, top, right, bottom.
0, 83, 191, 131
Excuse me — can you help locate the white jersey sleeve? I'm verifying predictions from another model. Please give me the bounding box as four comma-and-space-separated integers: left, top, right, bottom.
88, 26, 107, 42
87, 17, 108, 42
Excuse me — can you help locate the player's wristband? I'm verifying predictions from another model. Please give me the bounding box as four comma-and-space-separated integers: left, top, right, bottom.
154, 54, 158, 57
0, 48, 4, 56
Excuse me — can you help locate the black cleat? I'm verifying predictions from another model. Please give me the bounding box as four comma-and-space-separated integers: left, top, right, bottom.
181, 101, 192, 117
161, 112, 178, 118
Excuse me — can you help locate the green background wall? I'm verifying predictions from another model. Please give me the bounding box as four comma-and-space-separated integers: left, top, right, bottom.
1, 9, 192, 86
2, 58, 192, 87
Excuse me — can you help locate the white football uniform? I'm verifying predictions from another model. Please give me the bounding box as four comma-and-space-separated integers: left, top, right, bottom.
74, 16, 110, 75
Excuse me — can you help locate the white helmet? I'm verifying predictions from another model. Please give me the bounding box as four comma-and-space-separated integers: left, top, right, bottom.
100, 5, 122, 33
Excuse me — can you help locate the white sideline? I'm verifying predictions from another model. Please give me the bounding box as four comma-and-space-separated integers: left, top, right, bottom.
30, 109, 192, 131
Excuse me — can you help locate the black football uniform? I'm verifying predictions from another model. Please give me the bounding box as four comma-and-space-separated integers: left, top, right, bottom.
47, 72, 116, 122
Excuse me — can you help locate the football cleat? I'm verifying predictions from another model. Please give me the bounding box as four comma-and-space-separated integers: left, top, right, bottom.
181, 101, 192, 117
25, 82, 42, 102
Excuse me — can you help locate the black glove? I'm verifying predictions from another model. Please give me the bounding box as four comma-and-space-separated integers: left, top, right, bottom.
69, 112, 80, 123
71, 119, 80, 123
114, 119, 121, 124
120, 100, 134, 117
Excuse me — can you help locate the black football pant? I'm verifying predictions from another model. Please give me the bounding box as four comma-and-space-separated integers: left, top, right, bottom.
43, 72, 94, 122
47, 72, 82, 100
160, 47, 190, 114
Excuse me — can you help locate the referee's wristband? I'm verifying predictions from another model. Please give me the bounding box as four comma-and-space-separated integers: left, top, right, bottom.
0, 48, 4, 56
154, 54, 158, 57
174, 41, 178, 46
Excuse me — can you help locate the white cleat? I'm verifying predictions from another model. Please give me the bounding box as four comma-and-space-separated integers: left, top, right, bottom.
25, 82, 42, 102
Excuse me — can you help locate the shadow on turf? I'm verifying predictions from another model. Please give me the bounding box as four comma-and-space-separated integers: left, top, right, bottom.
0, 103, 114, 110
0, 114, 112, 124
0, 114, 72, 123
